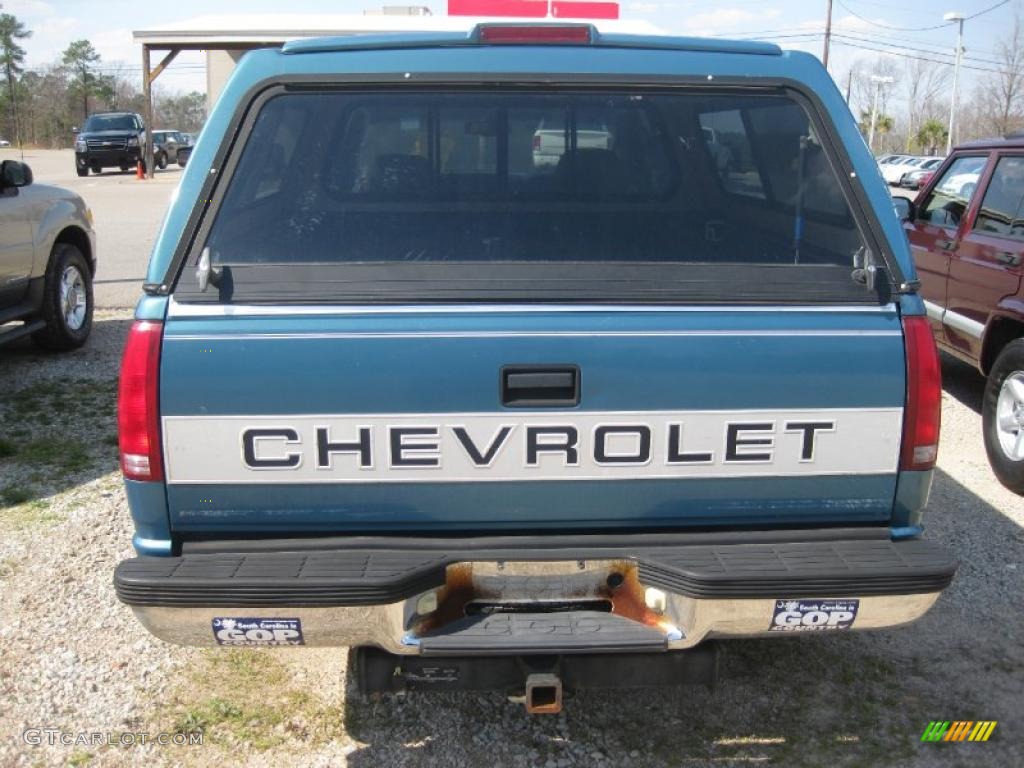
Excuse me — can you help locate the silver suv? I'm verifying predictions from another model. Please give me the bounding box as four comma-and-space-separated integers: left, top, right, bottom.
151, 130, 192, 169
0, 159, 97, 350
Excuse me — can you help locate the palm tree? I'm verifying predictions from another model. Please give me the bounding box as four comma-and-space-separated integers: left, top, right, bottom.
859, 110, 894, 148
915, 119, 948, 156
0, 14, 31, 146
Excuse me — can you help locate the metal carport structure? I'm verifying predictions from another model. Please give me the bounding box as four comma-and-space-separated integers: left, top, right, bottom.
132, 13, 660, 178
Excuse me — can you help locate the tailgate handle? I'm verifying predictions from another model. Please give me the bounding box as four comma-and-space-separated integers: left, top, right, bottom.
501, 366, 579, 407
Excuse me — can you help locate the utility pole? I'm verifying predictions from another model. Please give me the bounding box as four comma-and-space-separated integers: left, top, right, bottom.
823, 0, 834, 70
80, 63, 88, 121
868, 75, 894, 151
944, 12, 965, 154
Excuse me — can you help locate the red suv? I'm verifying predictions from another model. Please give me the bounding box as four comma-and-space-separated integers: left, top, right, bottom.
901, 137, 1024, 493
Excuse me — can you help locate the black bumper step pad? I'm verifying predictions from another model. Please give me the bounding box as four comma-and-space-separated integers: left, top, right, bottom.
115, 551, 449, 607
638, 539, 957, 598
115, 536, 956, 607
417, 611, 667, 656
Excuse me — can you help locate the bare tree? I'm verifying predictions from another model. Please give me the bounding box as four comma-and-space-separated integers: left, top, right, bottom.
847, 57, 899, 122
975, 11, 1024, 137
903, 57, 951, 151
845, 57, 901, 150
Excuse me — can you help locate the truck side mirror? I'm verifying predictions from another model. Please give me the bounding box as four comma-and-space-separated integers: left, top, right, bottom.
1, 160, 33, 189
893, 197, 915, 222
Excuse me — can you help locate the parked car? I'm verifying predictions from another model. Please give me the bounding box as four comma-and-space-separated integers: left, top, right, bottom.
0, 138, 10, 148
151, 129, 192, 169
900, 157, 944, 189
0, 159, 96, 349
175, 144, 192, 168
900, 137, 1024, 493
73, 111, 146, 176
877, 153, 906, 166
113, 24, 956, 710
936, 157, 987, 198
532, 120, 609, 167
882, 156, 928, 185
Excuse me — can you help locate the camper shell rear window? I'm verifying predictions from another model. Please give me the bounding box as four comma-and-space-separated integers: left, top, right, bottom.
173, 87, 890, 304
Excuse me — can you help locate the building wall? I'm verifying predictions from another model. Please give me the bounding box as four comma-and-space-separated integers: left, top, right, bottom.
205, 49, 251, 112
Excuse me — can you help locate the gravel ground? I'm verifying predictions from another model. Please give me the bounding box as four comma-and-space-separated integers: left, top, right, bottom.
1, 313, 1022, 768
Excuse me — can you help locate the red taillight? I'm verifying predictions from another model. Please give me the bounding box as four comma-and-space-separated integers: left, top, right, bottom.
478, 24, 593, 44
901, 316, 942, 471
118, 320, 163, 481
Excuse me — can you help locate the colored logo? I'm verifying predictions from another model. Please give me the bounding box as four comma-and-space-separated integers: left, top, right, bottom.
921, 721, 997, 742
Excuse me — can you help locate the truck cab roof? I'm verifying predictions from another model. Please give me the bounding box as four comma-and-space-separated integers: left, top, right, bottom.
280, 25, 782, 56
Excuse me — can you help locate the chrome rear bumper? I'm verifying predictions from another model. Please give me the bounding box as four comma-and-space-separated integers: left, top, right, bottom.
125, 555, 946, 653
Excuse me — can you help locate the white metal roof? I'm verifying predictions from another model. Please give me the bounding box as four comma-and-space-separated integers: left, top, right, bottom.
133, 13, 663, 46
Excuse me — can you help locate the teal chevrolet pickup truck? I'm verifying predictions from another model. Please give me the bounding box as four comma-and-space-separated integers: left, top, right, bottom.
114, 24, 956, 713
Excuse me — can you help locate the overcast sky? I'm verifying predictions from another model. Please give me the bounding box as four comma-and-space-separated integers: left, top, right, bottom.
4, 0, 1019, 105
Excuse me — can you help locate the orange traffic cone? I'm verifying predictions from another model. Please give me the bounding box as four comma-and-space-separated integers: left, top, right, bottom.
136, 161, 145, 180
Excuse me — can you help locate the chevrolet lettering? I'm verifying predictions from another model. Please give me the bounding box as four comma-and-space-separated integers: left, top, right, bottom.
163, 412, 898, 482
114, 23, 957, 711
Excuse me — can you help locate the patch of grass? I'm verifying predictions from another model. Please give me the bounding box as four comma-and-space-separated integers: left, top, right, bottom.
0, 378, 119, 480
67, 750, 92, 767
0, 557, 17, 581
0, 495, 60, 528
5, 378, 117, 424
723, 640, 968, 767
162, 650, 345, 752
19, 439, 91, 473
174, 697, 243, 736
1, 485, 33, 505
9, 380, 63, 410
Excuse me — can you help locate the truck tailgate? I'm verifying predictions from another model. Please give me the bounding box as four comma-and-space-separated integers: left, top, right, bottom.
159, 304, 905, 535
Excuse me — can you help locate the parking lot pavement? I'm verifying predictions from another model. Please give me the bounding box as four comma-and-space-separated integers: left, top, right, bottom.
1, 147, 181, 309
1, 316, 1022, 767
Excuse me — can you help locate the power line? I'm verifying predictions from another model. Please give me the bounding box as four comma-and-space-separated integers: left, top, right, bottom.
20, 65, 206, 76
965, 0, 1012, 21
709, 26, 835, 38
842, 0, 932, 10
832, 36, 1016, 76
836, 0, 1010, 32
832, 30, 1009, 68
716, 25, 1014, 73
836, 0, 951, 31
832, 25, 1003, 59
712, 22, 1002, 59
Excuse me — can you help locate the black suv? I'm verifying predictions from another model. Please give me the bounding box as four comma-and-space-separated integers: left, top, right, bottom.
73, 112, 146, 176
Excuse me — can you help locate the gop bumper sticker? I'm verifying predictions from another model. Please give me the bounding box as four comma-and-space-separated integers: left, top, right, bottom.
769, 599, 859, 632
212, 617, 304, 646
